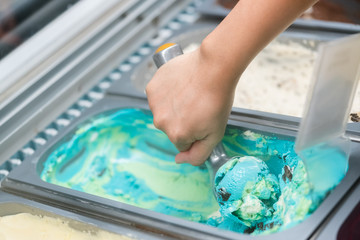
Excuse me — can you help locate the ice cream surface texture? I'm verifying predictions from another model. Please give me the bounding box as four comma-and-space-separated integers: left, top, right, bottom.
40, 108, 347, 235
0, 213, 131, 240
40, 108, 218, 223
208, 129, 347, 234
214, 156, 280, 229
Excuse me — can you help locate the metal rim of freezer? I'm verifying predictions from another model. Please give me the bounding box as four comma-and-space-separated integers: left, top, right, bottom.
1, 93, 360, 240
0, 0, 359, 240
0, 191, 166, 240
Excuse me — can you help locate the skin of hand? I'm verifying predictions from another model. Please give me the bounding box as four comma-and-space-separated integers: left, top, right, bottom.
147, 48, 237, 166
146, 0, 318, 166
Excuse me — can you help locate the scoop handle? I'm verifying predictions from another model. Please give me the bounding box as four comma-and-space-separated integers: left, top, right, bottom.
153, 43, 183, 68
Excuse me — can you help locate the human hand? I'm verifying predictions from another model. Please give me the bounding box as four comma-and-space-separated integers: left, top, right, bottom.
146, 0, 319, 165
146, 47, 237, 166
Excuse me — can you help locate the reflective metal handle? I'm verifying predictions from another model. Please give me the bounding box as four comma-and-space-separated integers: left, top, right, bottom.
152, 43, 183, 68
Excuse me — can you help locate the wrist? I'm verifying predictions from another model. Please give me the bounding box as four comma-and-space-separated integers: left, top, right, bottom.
198, 36, 242, 93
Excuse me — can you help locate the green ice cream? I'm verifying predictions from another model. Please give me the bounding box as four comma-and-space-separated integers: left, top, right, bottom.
208, 129, 347, 234
214, 156, 280, 228
40, 108, 218, 222
39, 108, 347, 235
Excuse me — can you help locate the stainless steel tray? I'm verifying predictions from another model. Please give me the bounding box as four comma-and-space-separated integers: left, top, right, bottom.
1, 4, 359, 239
0, 190, 165, 240
316, 179, 360, 240
2, 94, 360, 240
105, 20, 353, 100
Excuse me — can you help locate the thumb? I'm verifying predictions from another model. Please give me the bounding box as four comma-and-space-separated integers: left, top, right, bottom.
175, 139, 215, 166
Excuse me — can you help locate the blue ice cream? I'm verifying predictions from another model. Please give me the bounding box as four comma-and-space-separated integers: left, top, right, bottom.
214, 156, 280, 228
40, 108, 219, 223
39, 108, 347, 235
208, 129, 347, 234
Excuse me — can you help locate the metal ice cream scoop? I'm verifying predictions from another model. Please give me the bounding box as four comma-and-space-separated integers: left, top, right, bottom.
153, 43, 233, 197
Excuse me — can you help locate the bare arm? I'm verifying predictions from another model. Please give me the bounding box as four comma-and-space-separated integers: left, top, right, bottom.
146, 0, 318, 166
202, 0, 318, 88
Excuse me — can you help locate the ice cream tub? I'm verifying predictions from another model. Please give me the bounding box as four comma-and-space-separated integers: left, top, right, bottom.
0, 190, 164, 240
1, 94, 360, 240
107, 21, 334, 98
105, 21, 360, 118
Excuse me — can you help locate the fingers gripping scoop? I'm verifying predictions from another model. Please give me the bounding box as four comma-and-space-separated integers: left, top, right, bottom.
151, 43, 234, 198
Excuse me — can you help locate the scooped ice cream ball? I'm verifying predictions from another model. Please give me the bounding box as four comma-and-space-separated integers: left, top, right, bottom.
214, 156, 280, 227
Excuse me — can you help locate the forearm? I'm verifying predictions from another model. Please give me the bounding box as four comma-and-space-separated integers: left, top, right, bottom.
201, 0, 318, 89
146, 0, 319, 165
